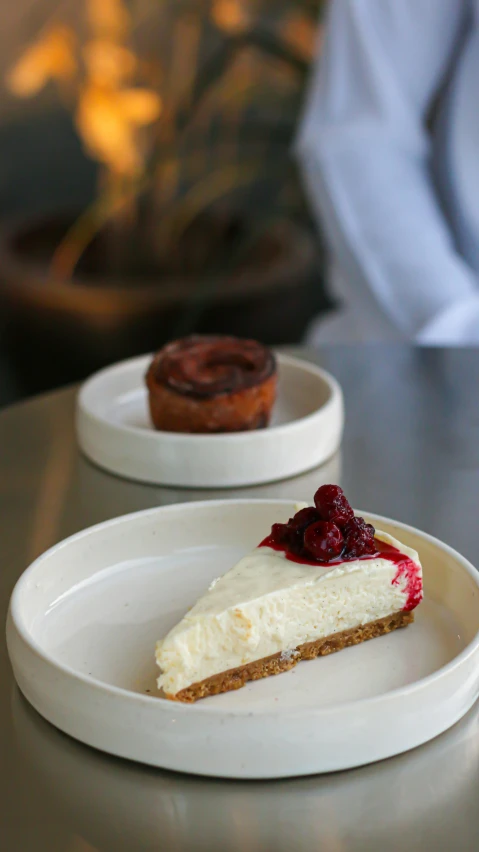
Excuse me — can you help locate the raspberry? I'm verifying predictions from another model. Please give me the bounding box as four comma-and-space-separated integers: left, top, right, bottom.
314, 485, 354, 528
270, 523, 289, 545
275, 507, 320, 556
343, 517, 377, 558
285, 527, 307, 556
288, 507, 320, 532
269, 520, 307, 555
304, 521, 344, 561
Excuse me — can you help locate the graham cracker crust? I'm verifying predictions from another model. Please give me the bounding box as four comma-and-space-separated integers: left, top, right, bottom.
166, 610, 414, 703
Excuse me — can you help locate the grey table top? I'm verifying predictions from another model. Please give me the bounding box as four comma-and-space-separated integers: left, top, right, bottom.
2, 345, 479, 852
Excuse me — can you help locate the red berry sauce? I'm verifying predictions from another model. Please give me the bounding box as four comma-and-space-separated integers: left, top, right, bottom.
381, 539, 424, 611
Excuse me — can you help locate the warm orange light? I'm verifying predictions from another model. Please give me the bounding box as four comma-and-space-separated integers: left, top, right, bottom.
7, 0, 162, 179
212, 0, 249, 35
85, 0, 131, 40
83, 40, 136, 86
6, 25, 77, 97
117, 88, 162, 124
76, 84, 161, 175
281, 12, 317, 61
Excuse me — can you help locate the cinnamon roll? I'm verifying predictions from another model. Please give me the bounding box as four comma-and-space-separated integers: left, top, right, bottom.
145, 335, 277, 433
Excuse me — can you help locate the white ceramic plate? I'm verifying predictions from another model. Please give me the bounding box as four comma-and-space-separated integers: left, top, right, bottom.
13, 689, 479, 851
76, 353, 344, 487
7, 500, 479, 779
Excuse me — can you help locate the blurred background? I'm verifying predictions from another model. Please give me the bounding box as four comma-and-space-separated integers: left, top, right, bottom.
0, 0, 331, 407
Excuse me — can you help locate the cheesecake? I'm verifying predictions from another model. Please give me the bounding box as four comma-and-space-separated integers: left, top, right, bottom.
156, 486, 423, 702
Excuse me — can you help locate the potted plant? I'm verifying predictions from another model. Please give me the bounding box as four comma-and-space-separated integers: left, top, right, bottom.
0, 0, 327, 393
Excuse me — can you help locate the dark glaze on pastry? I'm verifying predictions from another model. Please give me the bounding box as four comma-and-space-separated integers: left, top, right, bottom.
152, 336, 276, 398
145, 335, 277, 433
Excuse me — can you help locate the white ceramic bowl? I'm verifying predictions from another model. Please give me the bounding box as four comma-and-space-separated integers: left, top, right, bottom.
7, 499, 479, 779
76, 353, 344, 487
13, 687, 479, 851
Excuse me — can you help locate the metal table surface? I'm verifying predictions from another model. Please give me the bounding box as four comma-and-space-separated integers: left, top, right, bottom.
1, 345, 479, 852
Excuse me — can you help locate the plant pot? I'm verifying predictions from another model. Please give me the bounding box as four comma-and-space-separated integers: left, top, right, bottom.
0, 210, 325, 395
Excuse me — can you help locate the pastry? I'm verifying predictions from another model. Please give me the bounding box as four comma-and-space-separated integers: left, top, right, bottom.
156, 485, 423, 702
145, 335, 277, 433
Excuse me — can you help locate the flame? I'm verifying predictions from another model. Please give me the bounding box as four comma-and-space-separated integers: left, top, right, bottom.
83, 40, 136, 86
7, 0, 163, 179
86, 0, 130, 40
76, 84, 161, 175
6, 25, 76, 97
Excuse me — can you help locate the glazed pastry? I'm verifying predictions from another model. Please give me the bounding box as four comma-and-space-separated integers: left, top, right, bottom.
145, 335, 277, 433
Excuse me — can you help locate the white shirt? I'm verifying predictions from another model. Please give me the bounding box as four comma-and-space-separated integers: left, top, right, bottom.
296, 0, 479, 345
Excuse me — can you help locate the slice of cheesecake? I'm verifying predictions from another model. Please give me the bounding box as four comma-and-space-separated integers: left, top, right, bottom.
156, 486, 423, 702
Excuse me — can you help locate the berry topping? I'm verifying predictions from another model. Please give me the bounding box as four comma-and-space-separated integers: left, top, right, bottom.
304, 521, 344, 561
270, 523, 289, 545
288, 507, 320, 532
269, 509, 320, 554
343, 517, 377, 558
264, 485, 379, 565
285, 508, 321, 555
314, 484, 354, 528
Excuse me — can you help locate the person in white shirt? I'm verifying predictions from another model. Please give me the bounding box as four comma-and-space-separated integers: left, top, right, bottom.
296, 0, 479, 345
